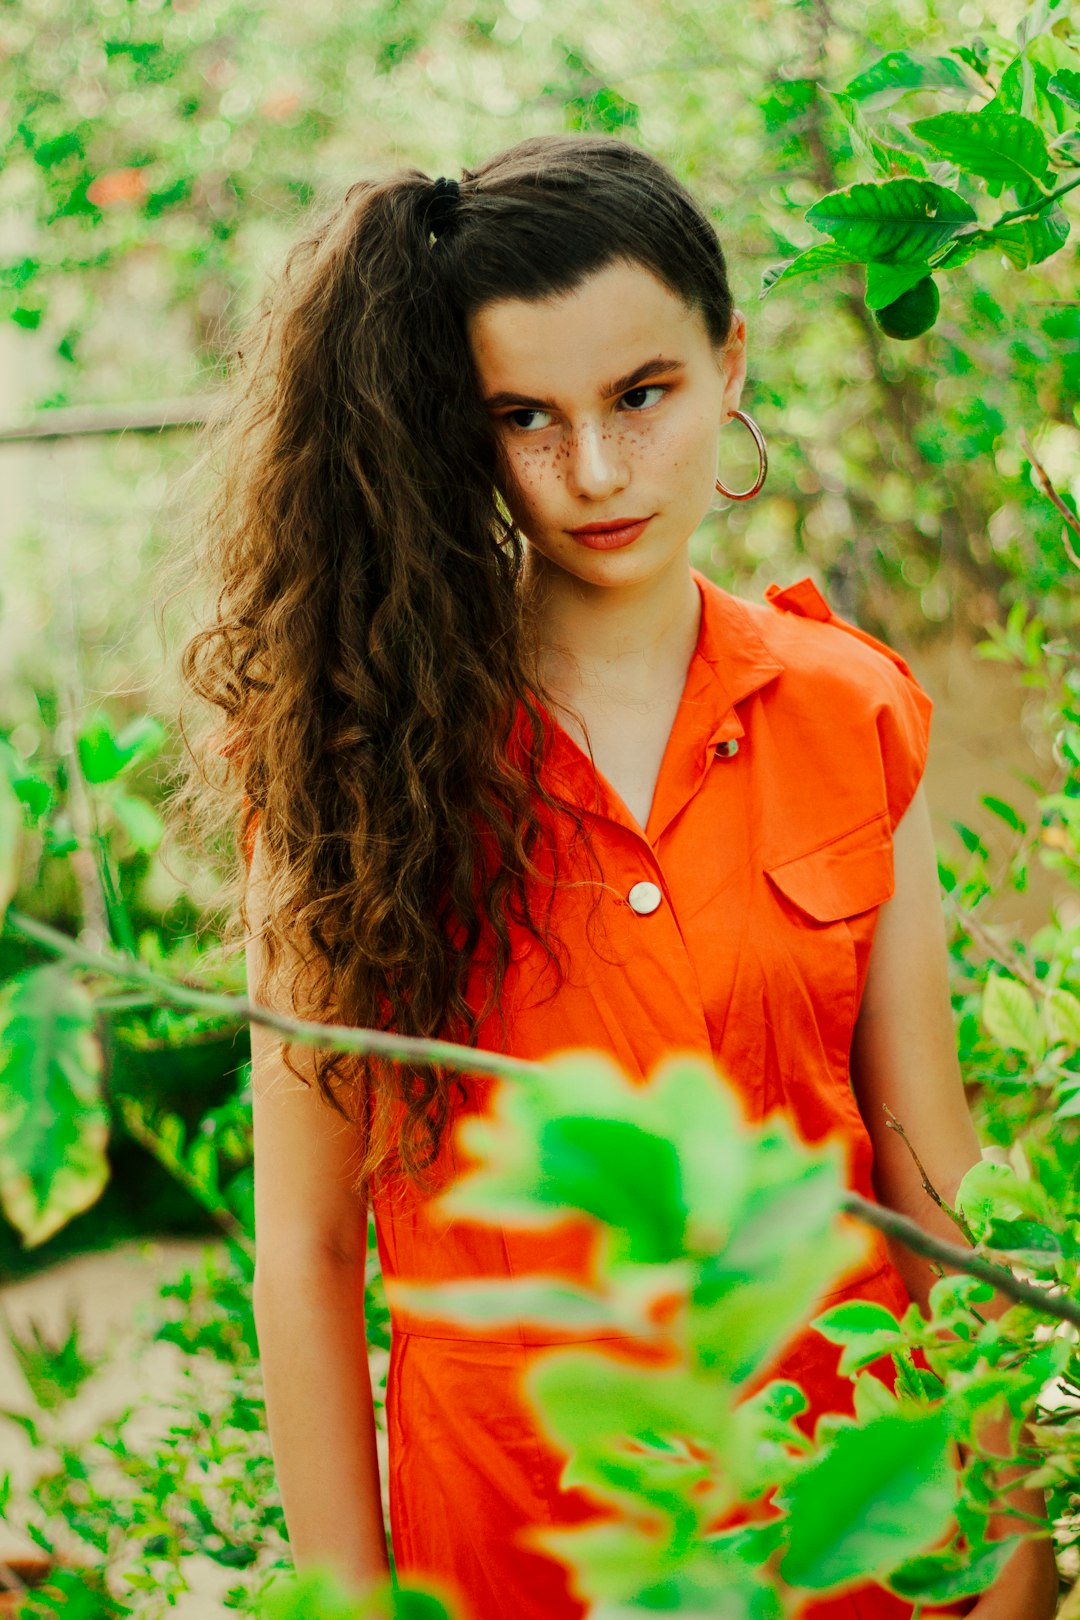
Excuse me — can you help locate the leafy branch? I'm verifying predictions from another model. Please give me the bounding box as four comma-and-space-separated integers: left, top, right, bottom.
4, 905, 1079, 1329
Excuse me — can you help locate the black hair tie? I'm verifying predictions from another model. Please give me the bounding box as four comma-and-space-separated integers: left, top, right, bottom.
424, 175, 461, 241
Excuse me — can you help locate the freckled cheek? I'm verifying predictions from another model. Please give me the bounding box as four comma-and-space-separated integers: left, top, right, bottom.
502, 445, 560, 522
621, 416, 710, 480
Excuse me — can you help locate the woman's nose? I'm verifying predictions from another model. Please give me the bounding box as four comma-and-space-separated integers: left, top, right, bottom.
565, 420, 628, 500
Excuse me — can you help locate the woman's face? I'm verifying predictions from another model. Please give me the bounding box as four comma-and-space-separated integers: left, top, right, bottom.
466, 258, 747, 591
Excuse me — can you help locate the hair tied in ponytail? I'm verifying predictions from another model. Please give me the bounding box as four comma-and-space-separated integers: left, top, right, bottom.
424, 175, 461, 242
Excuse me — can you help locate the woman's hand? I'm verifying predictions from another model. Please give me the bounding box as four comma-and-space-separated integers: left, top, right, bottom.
963, 1535, 1059, 1619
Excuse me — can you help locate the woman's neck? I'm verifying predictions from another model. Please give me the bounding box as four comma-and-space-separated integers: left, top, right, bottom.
524, 548, 701, 712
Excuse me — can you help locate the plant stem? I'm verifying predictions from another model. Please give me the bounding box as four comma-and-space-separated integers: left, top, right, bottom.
842, 1191, 1080, 1329
881, 1104, 978, 1243
993, 172, 1080, 228
7, 908, 1080, 1327
1020, 428, 1080, 569
2, 907, 542, 1082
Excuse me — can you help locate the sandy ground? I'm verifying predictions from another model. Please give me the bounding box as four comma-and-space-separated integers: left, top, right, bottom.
0, 1237, 244, 1618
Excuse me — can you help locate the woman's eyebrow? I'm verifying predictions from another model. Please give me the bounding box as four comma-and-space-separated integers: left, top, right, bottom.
483, 356, 685, 412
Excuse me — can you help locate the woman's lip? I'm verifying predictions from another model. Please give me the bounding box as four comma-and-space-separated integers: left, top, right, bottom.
568, 516, 654, 550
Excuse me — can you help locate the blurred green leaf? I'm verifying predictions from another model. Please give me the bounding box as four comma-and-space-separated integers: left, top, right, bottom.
110, 792, 165, 855
886, 1536, 1021, 1602
777, 1408, 956, 1589
2, 1305, 105, 1413
0, 770, 21, 916
538, 1115, 686, 1263
980, 795, 1026, 833
1047, 988, 1080, 1049
78, 714, 165, 784
820, 87, 929, 177
844, 50, 977, 106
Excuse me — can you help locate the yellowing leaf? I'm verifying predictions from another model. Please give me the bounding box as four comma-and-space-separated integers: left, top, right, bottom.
981, 974, 1045, 1059
0, 965, 109, 1247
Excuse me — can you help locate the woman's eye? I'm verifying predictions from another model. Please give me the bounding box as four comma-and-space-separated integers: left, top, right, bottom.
621, 384, 666, 412
505, 408, 554, 433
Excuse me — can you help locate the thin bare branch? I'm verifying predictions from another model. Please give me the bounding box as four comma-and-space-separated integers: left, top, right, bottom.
882, 1104, 977, 1243
1021, 427, 1080, 571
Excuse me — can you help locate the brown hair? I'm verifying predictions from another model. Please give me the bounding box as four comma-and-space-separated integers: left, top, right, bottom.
168, 132, 734, 1193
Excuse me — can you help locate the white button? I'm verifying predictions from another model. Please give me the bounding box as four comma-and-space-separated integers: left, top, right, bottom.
628, 881, 663, 915
716, 738, 739, 758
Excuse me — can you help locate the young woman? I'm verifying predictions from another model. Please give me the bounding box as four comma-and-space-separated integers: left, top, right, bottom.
180, 134, 1058, 1619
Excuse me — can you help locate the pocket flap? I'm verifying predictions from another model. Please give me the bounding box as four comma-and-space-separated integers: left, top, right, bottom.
765, 812, 894, 922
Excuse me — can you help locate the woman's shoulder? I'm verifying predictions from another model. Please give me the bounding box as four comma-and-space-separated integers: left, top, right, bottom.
700, 571, 930, 729
743, 576, 925, 699
697, 572, 934, 836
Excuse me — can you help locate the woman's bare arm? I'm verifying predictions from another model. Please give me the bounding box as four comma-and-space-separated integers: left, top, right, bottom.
851, 783, 1058, 1618
246, 827, 390, 1597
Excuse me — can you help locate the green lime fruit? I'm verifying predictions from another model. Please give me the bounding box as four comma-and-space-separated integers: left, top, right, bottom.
872, 275, 940, 340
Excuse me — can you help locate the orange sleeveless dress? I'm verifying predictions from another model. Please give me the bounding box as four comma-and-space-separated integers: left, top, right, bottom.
246, 570, 976, 1619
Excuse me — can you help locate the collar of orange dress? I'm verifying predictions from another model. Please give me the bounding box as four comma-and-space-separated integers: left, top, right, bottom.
503, 571, 787, 789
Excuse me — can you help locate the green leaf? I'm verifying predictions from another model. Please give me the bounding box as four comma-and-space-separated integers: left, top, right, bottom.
77, 714, 166, 785
387, 1276, 652, 1336
1048, 67, 1080, 111
865, 261, 934, 310
811, 1298, 905, 1376
538, 1115, 685, 1262
110, 793, 164, 855
1056, 1085, 1080, 1119
981, 974, 1045, 1058
526, 1518, 671, 1604
852, 1371, 900, 1422
984, 201, 1070, 268
955, 1160, 1029, 1237
887, 1537, 1021, 1602
813, 1300, 903, 1338
393, 1592, 454, 1620
953, 820, 989, 859
844, 51, 977, 107
980, 795, 1026, 833
0, 770, 21, 917
982, 1217, 1062, 1260
777, 1408, 957, 1590
927, 1273, 994, 1325
0, 965, 109, 1247
805, 180, 977, 264
820, 88, 928, 177
527, 1350, 730, 1465
690, 1139, 862, 1383
909, 110, 1050, 191
760, 242, 857, 296
1047, 988, 1080, 1050
648, 1056, 749, 1246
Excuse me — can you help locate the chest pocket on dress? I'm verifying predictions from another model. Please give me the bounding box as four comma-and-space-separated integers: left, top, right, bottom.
763, 811, 894, 922
757, 810, 895, 1137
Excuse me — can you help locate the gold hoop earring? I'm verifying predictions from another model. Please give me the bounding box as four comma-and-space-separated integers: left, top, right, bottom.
715, 409, 768, 501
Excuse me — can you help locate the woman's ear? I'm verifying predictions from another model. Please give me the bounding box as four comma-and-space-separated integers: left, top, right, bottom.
719, 308, 748, 420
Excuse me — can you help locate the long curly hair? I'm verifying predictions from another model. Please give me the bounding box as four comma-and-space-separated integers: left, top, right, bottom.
166, 132, 734, 1194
